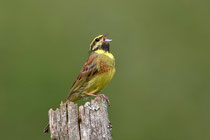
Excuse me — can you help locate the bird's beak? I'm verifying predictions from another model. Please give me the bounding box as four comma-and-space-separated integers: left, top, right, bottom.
103, 33, 112, 42
105, 39, 112, 42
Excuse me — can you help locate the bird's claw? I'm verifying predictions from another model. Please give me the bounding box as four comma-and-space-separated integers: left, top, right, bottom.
97, 94, 110, 105
86, 92, 110, 105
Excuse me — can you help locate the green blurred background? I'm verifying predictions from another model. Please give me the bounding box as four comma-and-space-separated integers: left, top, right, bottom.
1, 0, 210, 139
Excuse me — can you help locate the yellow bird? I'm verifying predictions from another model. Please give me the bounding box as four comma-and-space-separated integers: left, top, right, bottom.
44, 33, 115, 133
66, 33, 115, 102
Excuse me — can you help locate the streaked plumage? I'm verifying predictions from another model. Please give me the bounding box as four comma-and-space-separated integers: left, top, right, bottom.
66, 34, 115, 102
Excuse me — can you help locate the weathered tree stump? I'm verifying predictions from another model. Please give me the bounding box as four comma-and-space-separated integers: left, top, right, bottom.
47, 97, 112, 140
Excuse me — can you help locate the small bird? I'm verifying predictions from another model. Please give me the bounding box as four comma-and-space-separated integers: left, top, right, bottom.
65, 33, 115, 102
44, 34, 115, 133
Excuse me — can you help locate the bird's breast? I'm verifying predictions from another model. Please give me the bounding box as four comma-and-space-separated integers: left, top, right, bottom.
98, 52, 115, 68
86, 68, 115, 94
85, 51, 115, 94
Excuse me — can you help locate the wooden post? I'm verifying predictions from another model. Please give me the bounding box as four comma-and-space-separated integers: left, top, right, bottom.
47, 97, 112, 140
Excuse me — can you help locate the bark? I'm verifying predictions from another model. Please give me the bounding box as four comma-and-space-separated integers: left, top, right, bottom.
48, 97, 112, 140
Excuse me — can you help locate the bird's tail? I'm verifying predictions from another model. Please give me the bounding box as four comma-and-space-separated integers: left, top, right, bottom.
43, 123, 50, 133
65, 91, 82, 103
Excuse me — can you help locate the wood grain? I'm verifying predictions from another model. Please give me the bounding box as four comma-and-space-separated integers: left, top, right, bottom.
47, 97, 112, 140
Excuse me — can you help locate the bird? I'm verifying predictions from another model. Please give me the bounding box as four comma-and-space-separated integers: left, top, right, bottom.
44, 33, 115, 133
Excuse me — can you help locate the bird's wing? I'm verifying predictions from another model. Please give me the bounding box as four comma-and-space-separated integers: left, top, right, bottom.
66, 55, 99, 101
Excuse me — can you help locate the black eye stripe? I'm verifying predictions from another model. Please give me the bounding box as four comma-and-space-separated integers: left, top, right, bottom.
90, 36, 103, 52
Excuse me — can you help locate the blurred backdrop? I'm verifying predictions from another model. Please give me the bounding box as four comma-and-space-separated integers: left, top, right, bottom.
1, 0, 210, 139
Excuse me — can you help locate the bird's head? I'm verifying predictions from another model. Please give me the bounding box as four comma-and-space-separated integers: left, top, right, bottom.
89, 33, 112, 54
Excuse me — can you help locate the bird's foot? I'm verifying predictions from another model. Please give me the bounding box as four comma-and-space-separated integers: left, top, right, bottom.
97, 94, 110, 104
86, 93, 110, 104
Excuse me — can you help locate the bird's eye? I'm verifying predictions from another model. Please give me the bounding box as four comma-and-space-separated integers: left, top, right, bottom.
95, 38, 100, 42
